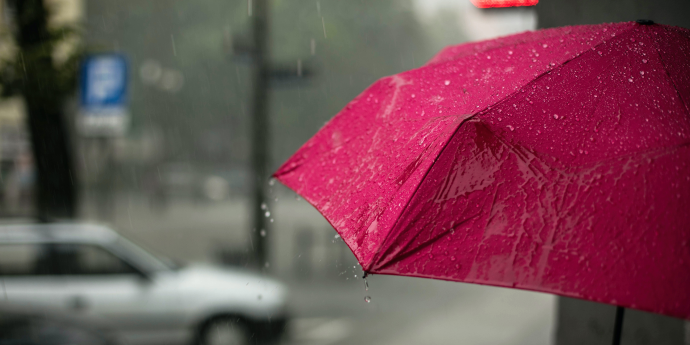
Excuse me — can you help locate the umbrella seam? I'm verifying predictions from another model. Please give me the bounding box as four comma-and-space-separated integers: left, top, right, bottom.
649, 25, 690, 116
366, 25, 639, 272
424, 22, 632, 68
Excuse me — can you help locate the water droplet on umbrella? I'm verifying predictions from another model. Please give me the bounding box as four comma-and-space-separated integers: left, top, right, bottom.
444, 80, 450, 86
508, 50, 513, 55
629, 78, 634, 82
642, 59, 648, 63
640, 71, 645, 76
364, 296, 371, 303
507, 125, 515, 131
553, 114, 559, 119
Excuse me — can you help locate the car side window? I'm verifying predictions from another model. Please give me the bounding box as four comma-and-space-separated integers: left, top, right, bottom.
0, 243, 53, 276
53, 244, 138, 275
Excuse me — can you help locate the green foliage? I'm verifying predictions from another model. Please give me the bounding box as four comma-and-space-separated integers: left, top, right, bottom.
0, 5, 83, 104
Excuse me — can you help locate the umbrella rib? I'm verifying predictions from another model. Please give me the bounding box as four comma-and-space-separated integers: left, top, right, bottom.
649, 26, 690, 116
373, 212, 481, 272
366, 116, 479, 272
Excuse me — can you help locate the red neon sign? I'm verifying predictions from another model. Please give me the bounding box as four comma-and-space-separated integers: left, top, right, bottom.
471, 0, 539, 8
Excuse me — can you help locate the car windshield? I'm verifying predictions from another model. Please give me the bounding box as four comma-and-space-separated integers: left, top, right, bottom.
113, 236, 175, 272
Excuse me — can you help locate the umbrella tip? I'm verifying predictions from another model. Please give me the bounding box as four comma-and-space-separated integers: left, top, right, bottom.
636, 19, 655, 25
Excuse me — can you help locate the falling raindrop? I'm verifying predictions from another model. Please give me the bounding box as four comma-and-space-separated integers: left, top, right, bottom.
261, 203, 267, 210
260, 229, 266, 237
364, 296, 371, 303
269, 178, 276, 186
364, 278, 369, 291
265, 211, 271, 217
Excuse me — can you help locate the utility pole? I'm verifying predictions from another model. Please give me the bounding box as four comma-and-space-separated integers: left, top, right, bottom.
232, 0, 313, 268
250, 0, 270, 268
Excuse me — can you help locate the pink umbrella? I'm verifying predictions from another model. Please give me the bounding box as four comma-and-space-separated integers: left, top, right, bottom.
274, 21, 690, 327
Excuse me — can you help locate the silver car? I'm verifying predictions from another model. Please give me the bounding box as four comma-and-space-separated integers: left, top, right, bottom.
0, 222, 288, 345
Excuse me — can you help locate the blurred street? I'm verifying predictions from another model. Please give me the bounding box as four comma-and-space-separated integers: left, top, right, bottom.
81, 191, 555, 345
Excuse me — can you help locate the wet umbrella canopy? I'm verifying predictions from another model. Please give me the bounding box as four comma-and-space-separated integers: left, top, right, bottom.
274, 21, 690, 320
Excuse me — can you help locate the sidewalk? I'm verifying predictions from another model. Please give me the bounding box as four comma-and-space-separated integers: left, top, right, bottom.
282, 274, 555, 345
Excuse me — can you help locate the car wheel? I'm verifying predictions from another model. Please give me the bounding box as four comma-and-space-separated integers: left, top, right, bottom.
199, 318, 249, 345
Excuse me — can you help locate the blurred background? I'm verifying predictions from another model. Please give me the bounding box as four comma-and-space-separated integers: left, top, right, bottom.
0, 0, 688, 344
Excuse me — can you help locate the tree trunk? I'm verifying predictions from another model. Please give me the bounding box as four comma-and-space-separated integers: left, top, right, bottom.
11, 0, 78, 220
24, 103, 77, 219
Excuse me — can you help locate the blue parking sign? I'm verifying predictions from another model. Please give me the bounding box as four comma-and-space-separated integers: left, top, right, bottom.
79, 54, 129, 136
